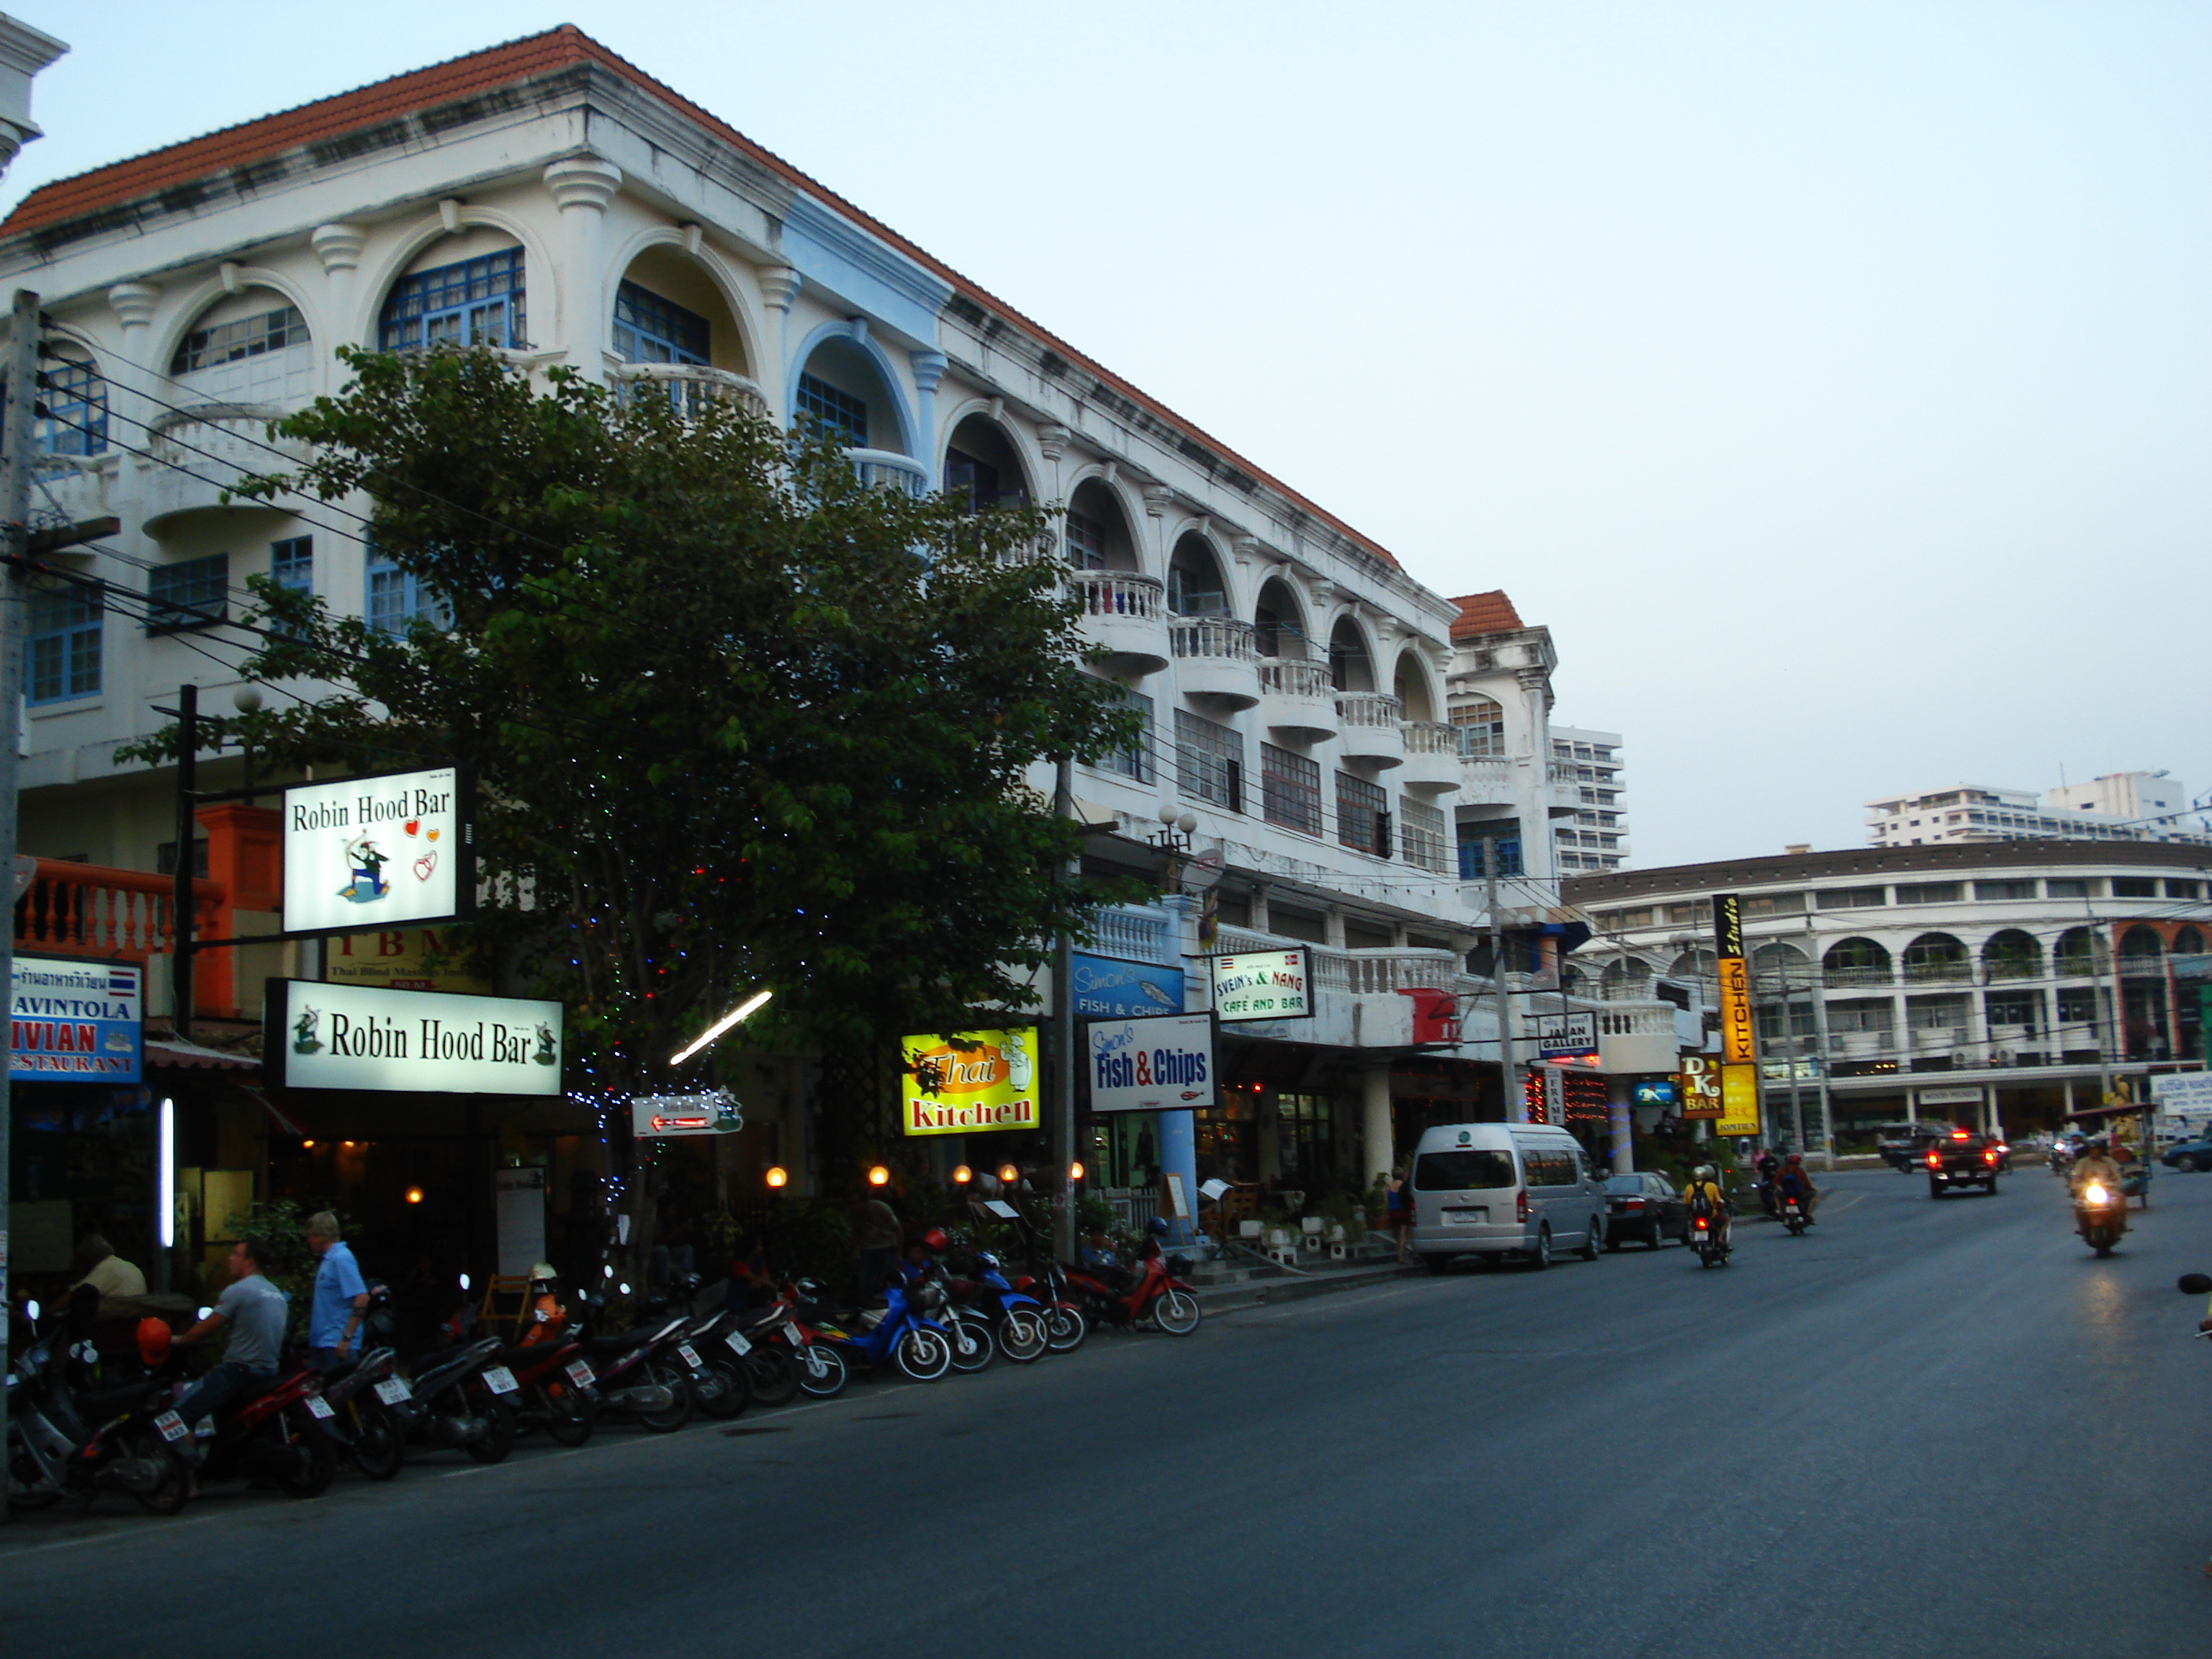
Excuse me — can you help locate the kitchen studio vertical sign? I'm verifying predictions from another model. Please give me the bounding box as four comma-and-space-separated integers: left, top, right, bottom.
282, 767, 475, 934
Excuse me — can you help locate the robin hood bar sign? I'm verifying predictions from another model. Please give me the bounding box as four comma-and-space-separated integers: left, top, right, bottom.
282, 766, 475, 935
265, 980, 561, 1095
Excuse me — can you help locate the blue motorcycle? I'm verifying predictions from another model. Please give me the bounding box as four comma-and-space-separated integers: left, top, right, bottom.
952, 1251, 1048, 1364
804, 1282, 956, 1382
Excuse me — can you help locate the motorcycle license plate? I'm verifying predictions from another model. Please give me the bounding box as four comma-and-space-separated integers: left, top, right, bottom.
724, 1330, 752, 1357
153, 1409, 188, 1444
677, 1344, 703, 1370
481, 1366, 518, 1395
374, 1378, 412, 1406
304, 1395, 336, 1420
565, 1359, 595, 1388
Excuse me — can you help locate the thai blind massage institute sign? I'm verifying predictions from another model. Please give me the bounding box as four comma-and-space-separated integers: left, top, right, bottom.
282, 766, 474, 934
266, 980, 561, 1095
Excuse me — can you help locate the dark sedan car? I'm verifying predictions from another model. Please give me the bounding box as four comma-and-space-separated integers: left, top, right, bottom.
2162, 1138, 2212, 1172
1603, 1172, 1689, 1250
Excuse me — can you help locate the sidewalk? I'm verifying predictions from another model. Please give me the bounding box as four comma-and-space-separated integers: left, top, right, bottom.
1192, 1239, 1424, 1315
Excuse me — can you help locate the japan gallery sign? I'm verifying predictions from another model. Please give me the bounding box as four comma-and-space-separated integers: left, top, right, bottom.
10, 956, 142, 1082
900, 1028, 1039, 1136
1209, 948, 1313, 1023
1088, 1012, 1215, 1114
264, 979, 561, 1095
282, 766, 475, 935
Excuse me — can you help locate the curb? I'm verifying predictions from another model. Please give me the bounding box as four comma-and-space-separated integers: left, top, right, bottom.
1200, 1262, 1425, 1315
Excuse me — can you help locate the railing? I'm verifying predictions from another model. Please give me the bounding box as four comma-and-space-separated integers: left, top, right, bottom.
1341, 948, 1460, 994
1334, 691, 1403, 729
1546, 761, 1580, 784
1168, 616, 1257, 662
1458, 757, 1514, 792
15, 858, 225, 960
2116, 956, 2167, 978
1088, 904, 1174, 965
848, 448, 930, 497
1067, 571, 1164, 620
1599, 1004, 1678, 1036
1403, 721, 1457, 758
611, 361, 769, 418
1257, 660, 1334, 701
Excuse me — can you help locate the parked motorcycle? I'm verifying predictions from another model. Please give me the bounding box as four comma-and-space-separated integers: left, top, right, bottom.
487, 1334, 601, 1447
949, 1251, 1047, 1364
1010, 1259, 1089, 1353
667, 1307, 755, 1420
574, 1303, 696, 1432
793, 1279, 955, 1382
1060, 1226, 1201, 1336
389, 1336, 515, 1464
314, 1344, 408, 1480
6, 1298, 189, 1515
2074, 1179, 2126, 1257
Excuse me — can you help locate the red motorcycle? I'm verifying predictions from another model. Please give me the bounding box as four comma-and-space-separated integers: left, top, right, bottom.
174, 1359, 336, 1498
1059, 1221, 1202, 1339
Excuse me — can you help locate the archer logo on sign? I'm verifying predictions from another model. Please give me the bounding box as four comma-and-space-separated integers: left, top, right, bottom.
283, 767, 475, 935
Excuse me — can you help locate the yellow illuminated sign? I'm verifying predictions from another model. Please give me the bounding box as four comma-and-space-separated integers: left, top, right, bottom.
1679, 1055, 1724, 1120
1718, 956, 1754, 1064
1716, 1062, 1762, 1138
900, 1028, 1040, 1137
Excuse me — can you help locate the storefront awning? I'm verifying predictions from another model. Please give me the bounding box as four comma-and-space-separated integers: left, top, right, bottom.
143, 1038, 260, 1072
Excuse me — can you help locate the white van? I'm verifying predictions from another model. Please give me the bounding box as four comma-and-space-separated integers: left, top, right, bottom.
1406, 1122, 1608, 1271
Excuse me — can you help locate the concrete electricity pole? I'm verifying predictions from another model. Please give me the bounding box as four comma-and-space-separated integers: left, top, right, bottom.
1485, 837, 1523, 1122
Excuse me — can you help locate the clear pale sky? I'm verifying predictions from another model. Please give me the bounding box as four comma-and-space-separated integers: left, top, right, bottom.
9, 2, 2206, 868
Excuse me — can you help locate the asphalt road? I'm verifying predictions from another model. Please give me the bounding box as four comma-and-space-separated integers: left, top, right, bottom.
5, 1163, 2208, 1658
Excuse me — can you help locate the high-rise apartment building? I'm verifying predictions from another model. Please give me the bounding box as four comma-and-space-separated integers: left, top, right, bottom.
1550, 726, 1627, 872
1868, 773, 2208, 850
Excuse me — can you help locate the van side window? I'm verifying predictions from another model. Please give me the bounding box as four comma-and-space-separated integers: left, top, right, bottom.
1413, 1151, 1516, 1190
1524, 1150, 1579, 1187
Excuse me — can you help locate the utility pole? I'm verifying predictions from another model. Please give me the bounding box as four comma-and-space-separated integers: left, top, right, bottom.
1485, 837, 1522, 1121
1052, 755, 1076, 1264
0, 289, 40, 1484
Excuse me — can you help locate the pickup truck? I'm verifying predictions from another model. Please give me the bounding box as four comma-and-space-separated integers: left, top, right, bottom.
1924, 1127, 2003, 1198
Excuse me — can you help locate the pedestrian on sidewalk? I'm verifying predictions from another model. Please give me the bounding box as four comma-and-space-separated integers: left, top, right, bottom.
1385, 1166, 1413, 1262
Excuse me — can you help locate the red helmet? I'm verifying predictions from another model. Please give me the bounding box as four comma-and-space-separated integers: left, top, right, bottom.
921, 1228, 949, 1252
1785, 1152, 1804, 1164
136, 1317, 172, 1367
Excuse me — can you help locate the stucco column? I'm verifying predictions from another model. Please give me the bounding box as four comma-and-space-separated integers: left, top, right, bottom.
756, 264, 800, 424
1606, 1073, 1635, 1173
542, 157, 624, 382
1361, 1065, 1395, 1190
104, 282, 158, 517
310, 222, 368, 353
908, 349, 945, 482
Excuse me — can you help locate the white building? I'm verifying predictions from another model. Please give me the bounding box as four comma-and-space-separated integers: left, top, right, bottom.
1566, 840, 2212, 1151
1548, 725, 1627, 873
4, 27, 1699, 1254
1868, 773, 2210, 850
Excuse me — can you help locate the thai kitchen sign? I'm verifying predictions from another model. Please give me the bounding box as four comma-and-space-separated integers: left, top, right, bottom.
900, 1028, 1040, 1136
264, 980, 561, 1095
10, 956, 142, 1082
1088, 1012, 1215, 1113
1208, 948, 1313, 1023
282, 767, 475, 934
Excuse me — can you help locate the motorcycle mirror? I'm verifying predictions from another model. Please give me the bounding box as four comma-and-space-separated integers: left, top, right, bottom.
459, 1273, 471, 1292
2178, 1273, 2212, 1295
23, 1299, 37, 1322
618, 1282, 631, 1295
197, 1306, 213, 1321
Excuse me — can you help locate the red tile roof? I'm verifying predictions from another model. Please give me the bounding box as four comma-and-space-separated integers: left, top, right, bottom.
6, 26, 1403, 573
1449, 590, 1524, 639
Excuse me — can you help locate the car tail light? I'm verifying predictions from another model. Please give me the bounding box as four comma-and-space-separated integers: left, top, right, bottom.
1623, 1198, 1645, 1210
1516, 1190, 1529, 1224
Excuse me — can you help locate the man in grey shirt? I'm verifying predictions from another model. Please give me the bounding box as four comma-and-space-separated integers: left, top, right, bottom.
171, 1235, 291, 1429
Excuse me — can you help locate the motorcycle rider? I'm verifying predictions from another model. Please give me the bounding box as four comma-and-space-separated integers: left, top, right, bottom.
1775, 1153, 1818, 1223
168, 1236, 289, 1485
1681, 1165, 1731, 1249
2070, 1136, 2128, 1231
1753, 1148, 1781, 1216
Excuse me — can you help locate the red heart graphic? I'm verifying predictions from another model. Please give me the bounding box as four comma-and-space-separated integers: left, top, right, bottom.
403, 819, 421, 837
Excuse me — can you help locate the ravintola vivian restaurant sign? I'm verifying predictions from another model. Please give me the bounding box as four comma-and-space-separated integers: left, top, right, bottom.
900, 1028, 1039, 1136
10, 956, 143, 1082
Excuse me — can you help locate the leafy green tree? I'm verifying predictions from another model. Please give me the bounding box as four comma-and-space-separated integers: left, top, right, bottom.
128, 346, 1138, 1268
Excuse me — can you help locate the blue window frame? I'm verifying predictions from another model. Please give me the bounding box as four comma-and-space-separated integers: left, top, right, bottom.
378, 248, 526, 351
27, 587, 102, 703
172, 305, 309, 373
366, 547, 449, 637
1458, 834, 1523, 881
271, 536, 313, 594
38, 356, 107, 457
796, 372, 868, 446
148, 554, 228, 634
613, 282, 709, 366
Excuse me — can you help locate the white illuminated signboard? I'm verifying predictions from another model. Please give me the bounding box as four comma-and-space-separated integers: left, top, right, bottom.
1209, 948, 1313, 1024
10, 956, 142, 1083
266, 979, 561, 1095
631, 1092, 745, 1138
282, 767, 474, 934
1088, 1012, 1215, 1113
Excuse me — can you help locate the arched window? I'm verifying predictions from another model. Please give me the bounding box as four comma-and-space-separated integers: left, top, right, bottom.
1393, 652, 1438, 721
2176, 925, 2206, 956
1668, 948, 1717, 983
1902, 932, 1970, 982
1254, 577, 1307, 659
1449, 696, 1506, 757
171, 293, 312, 402
1327, 618, 1375, 692
379, 240, 526, 351
1601, 957, 1653, 1000
1753, 941, 1809, 989
1066, 479, 1138, 572
2053, 927, 2100, 976
2118, 925, 2163, 971
945, 415, 1030, 515
1167, 534, 1228, 615
37, 351, 106, 457
1982, 929, 2041, 981
1823, 938, 1892, 985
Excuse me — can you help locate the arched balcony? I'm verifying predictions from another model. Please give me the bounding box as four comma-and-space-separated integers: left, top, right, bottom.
1902, 932, 1971, 984
2117, 925, 2164, 979
1982, 929, 2041, 981
1068, 571, 1169, 675
1169, 615, 1259, 708
2053, 926, 2101, 978
1334, 691, 1404, 767
1258, 660, 1337, 742
1398, 721, 1461, 795
142, 405, 311, 531
1822, 937, 1892, 987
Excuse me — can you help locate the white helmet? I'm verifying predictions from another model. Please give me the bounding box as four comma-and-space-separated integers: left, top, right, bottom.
1694, 1164, 1717, 1181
